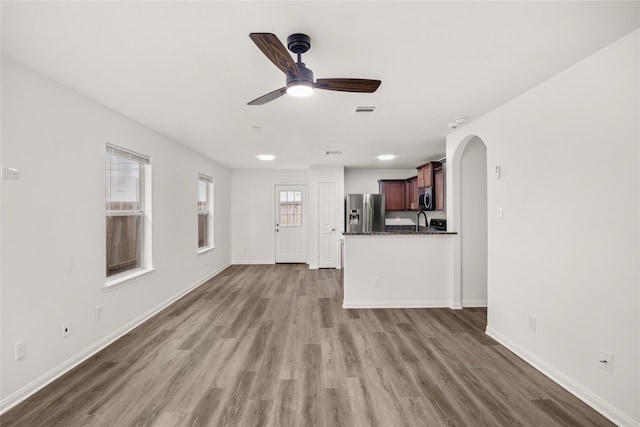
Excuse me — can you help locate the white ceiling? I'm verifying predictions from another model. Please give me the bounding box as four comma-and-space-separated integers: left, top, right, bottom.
2, 1, 639, 170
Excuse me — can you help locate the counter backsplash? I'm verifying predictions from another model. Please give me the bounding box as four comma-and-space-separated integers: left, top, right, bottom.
385, 210, 446, 226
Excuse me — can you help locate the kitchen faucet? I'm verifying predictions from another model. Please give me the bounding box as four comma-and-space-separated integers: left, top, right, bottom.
416, 210, 427, 233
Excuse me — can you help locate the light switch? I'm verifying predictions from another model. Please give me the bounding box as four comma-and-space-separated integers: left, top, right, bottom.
15, 341, 27, 360
497, 206, 503, 218
1, 166, 20, 180
495, 165, 501, 179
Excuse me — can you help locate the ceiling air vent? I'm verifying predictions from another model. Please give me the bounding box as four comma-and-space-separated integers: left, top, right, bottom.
355, 106, 376, 114
325, 150, 343, 156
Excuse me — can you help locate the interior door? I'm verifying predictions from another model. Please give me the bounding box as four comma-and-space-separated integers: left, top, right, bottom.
318, 182, 336, 268
275, 185, 307, 263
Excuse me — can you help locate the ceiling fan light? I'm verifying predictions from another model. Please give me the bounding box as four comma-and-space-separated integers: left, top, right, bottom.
287, 82, 314, 97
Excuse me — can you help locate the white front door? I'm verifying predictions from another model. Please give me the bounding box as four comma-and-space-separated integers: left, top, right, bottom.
318, 182, 337, 268
275, 185, 307, 263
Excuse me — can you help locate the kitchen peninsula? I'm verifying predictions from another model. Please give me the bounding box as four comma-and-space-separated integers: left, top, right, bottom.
342, 227, 457, 309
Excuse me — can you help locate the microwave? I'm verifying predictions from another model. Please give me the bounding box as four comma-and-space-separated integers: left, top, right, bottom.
418, 187, 434, 210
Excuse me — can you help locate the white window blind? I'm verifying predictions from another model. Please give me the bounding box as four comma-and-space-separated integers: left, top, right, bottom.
106, 144, 149, 218
106, 145, 149, 164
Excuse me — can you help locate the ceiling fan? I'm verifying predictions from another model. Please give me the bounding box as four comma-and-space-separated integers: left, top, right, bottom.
247, 32, 382, 105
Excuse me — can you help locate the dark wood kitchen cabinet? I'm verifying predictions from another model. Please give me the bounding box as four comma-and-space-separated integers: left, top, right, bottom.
434, 163, 446, 210
378, 179, 406, 211
379, 177, 419, 211
417, 161, 441, 188
405, 176, 419, 211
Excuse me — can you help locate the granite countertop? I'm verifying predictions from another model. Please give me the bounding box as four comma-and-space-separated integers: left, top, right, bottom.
343, 225, 457, 235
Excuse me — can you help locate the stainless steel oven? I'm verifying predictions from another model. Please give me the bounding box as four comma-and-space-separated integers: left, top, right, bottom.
418, 187, 433, 210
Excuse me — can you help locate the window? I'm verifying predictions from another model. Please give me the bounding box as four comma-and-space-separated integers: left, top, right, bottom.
197, 174, 214, 250
105, 145, 151, 279
278, 190, 302, 227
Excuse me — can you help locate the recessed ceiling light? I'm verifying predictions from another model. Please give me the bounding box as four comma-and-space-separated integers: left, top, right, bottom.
257, 154, 276, 161
377, 154, 396, 161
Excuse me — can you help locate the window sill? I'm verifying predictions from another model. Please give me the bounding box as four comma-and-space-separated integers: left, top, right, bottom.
104, 267, 155, 292
197, 246, 215, 256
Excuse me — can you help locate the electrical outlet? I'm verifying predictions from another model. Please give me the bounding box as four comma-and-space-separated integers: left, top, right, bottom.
599, 351, 613, 374
497, 206, 503, 219
61, 322, 71, 339
96, 305, 103, 320
15, 341, 27, 360
374, 277, 381, 287
495, 165, 501, 179
528, 315, 537, 332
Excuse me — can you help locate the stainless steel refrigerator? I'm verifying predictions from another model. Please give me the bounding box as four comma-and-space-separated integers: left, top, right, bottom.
345, 194, 385, 233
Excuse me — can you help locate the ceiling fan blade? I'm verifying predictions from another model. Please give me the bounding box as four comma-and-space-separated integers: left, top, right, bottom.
247, 87, 287, 105
249, 33, 299, 78
314, 78, 381, 93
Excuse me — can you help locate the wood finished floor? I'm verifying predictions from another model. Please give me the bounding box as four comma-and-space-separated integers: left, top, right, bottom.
2, 264, 613, 427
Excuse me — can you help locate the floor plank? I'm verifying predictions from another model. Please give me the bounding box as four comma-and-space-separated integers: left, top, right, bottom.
1, 264, 615, 427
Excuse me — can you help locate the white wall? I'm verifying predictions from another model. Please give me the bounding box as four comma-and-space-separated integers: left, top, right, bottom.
344, 168, 415, 194
230, 169, 308, 264
447, 30, 639, 425
0, 58, 232, 410
460, 137, 487, 307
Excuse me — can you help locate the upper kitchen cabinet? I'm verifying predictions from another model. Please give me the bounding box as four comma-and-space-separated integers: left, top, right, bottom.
379, 177, 419, 211
417, 161, 441, 188
378, 179, 406, 211
405, 176, 419, 211
434, 163, 446, 210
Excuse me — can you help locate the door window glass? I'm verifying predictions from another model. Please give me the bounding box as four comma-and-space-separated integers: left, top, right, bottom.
279, 190, 302, 227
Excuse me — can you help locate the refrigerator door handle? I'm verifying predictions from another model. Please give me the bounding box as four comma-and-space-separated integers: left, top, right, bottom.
364, 199, 370, 233
363, 200, 367, 232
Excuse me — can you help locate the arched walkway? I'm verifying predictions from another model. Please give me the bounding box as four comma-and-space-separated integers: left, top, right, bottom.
447, 134, 488, 313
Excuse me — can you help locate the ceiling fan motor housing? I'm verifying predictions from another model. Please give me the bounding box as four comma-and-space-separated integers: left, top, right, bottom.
287, 33, 311, 54
286, 62, 314, 86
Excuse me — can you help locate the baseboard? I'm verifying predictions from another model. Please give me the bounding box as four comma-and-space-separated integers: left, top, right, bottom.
486, 326, 639, 427
310, 265, 342, 270
231, 260, 273, 265
462, 299, 487, 307
343, 300, 449, 309
0, 263, 231, 415
449, 301, 463, 309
